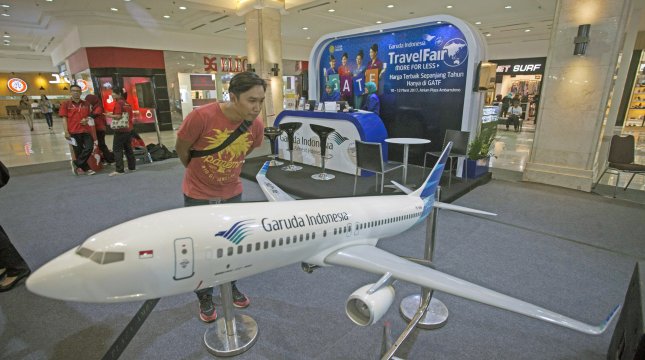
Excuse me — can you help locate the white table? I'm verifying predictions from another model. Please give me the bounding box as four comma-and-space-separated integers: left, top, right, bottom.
385, 137, 431, 186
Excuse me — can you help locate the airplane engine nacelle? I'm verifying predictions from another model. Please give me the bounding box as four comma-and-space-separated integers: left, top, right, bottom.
345, 284, 395, 326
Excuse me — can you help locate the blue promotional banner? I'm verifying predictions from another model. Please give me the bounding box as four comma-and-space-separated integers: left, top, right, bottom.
318, 23, 469, 162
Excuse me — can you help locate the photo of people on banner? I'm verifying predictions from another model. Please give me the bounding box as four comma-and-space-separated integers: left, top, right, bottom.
320, 43, 386, 110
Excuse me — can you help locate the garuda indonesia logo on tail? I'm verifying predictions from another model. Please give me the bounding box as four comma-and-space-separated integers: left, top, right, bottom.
329, 131, 349, 145
215, 219, 254, 244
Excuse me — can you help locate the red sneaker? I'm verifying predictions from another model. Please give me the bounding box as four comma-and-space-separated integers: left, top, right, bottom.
198, 295, 217, 323
232, 286, 250, 308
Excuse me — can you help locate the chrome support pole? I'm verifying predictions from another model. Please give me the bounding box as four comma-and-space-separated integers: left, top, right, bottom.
203, 282, 258, 357
399, 187, 448, 329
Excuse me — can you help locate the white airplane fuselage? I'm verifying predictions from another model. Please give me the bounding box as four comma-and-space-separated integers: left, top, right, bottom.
28, 196, 425, 303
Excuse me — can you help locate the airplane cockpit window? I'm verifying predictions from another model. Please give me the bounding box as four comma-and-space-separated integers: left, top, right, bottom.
75, 247, 124, 264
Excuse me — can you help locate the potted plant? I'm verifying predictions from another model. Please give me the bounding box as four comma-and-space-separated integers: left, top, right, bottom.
464, 126, 497, 178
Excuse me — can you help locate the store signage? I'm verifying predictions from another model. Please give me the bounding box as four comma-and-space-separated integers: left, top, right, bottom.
76, 79, 89, 92
492, 57, 546, 75
202, 56, 248, 73
49, 72, 71, 84
496, 64, 541, 73
7, 78, 28, 93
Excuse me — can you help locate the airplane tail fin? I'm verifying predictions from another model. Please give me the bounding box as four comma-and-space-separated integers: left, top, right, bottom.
409, 142, 452, 200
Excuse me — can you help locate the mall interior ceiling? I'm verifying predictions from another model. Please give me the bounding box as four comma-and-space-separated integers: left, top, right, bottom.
0, 0, 598, 72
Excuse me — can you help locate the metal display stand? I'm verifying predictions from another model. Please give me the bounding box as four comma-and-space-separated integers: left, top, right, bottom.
203, 282, 258, 357
382, 188, 448, 360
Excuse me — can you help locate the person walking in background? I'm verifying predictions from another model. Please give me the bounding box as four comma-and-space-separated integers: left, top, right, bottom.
85, 94, 114, 164
60, 85, 95, 175
106, 88, 135, 176
361, 81, 380, 115
18, 95, 33, 131
40, 95, 54, 132
175, 71, 265, 323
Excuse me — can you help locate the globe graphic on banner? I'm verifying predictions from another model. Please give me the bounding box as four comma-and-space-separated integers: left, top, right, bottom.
442, 38, 468, 67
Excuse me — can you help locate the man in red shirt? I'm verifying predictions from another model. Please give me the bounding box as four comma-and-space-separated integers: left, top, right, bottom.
86, 94, 114, 164
106, 88, 135, 176
175, 71, 265, 323
59, 84, 95, 175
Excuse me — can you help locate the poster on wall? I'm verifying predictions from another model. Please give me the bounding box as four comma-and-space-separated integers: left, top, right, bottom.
318, 22, 469, 156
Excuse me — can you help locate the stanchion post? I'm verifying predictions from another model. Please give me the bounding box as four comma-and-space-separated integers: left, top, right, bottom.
203, 282, 259, 357
399, 187, 448, 329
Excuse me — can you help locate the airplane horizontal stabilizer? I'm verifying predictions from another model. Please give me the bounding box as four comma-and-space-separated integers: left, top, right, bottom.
389, 181, 413, 194
256, 161, 295, 202
324, 245, 619, 335
433, 201, 497, 216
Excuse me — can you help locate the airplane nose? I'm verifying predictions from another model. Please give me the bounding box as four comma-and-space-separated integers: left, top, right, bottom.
27, 248, 107, 302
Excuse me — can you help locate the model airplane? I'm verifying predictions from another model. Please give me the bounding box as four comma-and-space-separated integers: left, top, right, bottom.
27, 143, 619, 335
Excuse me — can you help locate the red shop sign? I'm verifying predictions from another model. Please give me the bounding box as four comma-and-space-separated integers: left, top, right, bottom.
7, 78, 28, 93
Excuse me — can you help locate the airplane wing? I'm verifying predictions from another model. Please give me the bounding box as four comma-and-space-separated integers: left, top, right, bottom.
433, 201, 497, 216
324, 245, 618, 335
256, 161, 296, 202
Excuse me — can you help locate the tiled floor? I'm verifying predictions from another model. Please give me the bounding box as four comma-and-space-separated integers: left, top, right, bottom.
1, 115, 643, 192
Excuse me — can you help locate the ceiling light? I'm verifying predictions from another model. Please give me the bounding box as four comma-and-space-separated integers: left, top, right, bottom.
306, 37, 311, 39
302, 27, 308, 30
446, 5, 453, 9
3, 43, 8, 46
179, 6, 187, 10
485, 33, 492, 37
1, 13, 9, 16
0, 5, 9, 8
524, 29, 531, 32
111, 8, 118, 11
386, 5, 394, 8
328, 8, 335, 12
505, 5, 512, 9
124, 0, 132, 2
3, 33, 9, 38
163, 15, 170, 18
376, 20, 382, 24
475, 21, 482, 25
46, 0, 53, 2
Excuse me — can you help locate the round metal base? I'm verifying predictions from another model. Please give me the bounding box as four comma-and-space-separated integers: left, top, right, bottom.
399, 295, 448, 329
203, 314, 259, 357
268, 159, 284, 167
311, 173, 335, 180
282, 164, 302, 171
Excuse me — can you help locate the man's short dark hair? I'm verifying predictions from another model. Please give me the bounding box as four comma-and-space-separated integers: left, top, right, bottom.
70, 84, 82, 91
112, 87, 128, 100
229, 71, 267, 98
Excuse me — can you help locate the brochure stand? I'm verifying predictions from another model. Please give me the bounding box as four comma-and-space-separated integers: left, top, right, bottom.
203, 282, 258, 357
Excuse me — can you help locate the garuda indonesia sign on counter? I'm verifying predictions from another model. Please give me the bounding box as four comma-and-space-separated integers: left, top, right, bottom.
310, 15, 485, 157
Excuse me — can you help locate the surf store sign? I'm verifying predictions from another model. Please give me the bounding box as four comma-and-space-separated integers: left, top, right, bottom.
7, 78, 28, 93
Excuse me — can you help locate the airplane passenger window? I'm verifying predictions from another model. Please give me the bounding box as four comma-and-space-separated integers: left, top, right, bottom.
334, 228, 337, 235
306, 233, 309, 240
312, 232, 316, 239
279, 238, 283, 246
323, 230, 327, 237
299, 234, 303, 241
286, 237, 290, 244
237, 245, 243, 254
218, 249, 223, 258
264, 241, 268, 249
227, 247, 234, 256
256, 242, 261, 251
286, 236, 290, 244
271, 239, 276, 248
247, 244, 253, 253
